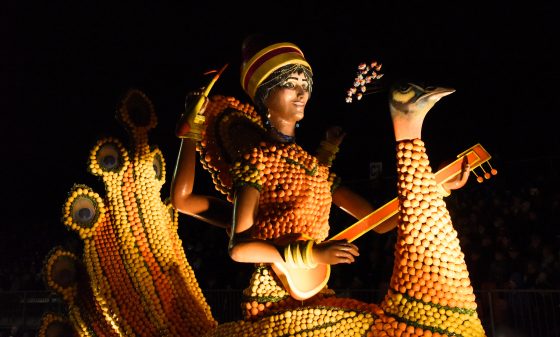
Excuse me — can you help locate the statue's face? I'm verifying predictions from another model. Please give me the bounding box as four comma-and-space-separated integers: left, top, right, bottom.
265, 72, 310, 126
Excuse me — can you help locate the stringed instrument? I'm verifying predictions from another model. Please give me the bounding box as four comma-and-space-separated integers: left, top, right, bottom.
271, 143, 495, 301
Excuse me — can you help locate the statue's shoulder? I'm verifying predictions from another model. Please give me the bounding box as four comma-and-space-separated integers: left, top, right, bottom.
198, 95, 267, 201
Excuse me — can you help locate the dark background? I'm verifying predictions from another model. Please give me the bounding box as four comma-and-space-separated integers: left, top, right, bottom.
3, 2, 559, 276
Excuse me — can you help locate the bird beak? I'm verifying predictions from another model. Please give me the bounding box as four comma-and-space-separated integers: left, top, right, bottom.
424, 86, 455, 101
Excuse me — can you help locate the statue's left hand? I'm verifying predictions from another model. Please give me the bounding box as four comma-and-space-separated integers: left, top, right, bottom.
324, 126, 346, 147
441, 155, 470, 194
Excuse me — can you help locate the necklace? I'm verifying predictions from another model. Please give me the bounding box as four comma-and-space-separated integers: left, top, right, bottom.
269, 124, 296, 143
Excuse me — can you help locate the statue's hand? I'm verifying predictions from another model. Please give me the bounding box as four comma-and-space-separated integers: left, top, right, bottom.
175, 89, 209, 139
441, 155, 470, 195
317, 126, 346, 167
312, 239, 359, 265
324, 126, 346, 148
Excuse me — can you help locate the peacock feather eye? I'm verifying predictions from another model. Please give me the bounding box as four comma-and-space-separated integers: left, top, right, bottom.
97, 143, 121, 170
70, 195, 99, 227
38, 313, 73, 337
88, 137, 129, 176
117, 89, 157, 132
62, 184, 105, 236
42, 247, 79, 298
71, 195, 97, 226
153, 151, 164, 181
49, 253, 77, 288
126, 94, 151, 126
164, 198, 178, 228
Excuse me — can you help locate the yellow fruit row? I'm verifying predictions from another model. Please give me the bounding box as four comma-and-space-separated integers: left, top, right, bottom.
212, 307, 374, 337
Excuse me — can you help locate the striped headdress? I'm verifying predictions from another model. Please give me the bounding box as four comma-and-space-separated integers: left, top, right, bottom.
240, 41, 312, 100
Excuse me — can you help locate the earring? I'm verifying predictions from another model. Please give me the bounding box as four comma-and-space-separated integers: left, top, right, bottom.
296, 122, 300, 128
267, 113, 271, 119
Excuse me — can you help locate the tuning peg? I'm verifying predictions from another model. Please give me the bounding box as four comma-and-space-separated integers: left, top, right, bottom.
481, 163, 499, 181
472, 162, 498, 183
472, 169, 484, 183
479, 165, 489, 180
488, 161, 498, 176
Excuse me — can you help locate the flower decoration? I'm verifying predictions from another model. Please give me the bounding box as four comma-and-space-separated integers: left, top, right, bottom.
345, 61, 384, 103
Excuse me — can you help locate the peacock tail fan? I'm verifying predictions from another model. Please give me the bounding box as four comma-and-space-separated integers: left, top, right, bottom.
39, 89, 217, 337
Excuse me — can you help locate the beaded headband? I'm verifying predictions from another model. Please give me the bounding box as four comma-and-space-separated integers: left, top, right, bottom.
240, 42, 312, 100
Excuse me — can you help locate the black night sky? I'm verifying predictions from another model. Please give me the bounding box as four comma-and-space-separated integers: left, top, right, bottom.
3, 2, 559, 267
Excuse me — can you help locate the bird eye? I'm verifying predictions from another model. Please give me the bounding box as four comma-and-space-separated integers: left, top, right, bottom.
391, 82, 416, 103
398, 84, 411, 93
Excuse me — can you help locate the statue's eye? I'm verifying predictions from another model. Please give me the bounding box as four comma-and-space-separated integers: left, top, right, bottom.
280, 81, 295, 89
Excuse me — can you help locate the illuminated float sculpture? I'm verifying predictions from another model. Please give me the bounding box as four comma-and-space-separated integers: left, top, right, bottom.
40, 83, 495, 336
